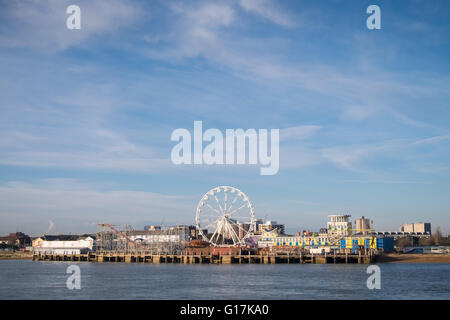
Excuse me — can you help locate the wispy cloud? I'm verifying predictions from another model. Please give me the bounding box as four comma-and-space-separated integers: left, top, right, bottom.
138, 2, 450, 134
340, 105, 376, 121
0, 179, 195, 234
0, 0, 143, 50
238, 0, 297, 28
1, 0, 449, 232
321, 145, 372, 170
280, 125, 321, 141
414, 134, 450, 145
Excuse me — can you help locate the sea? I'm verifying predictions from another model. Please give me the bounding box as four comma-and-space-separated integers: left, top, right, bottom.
0, 260, 449, 299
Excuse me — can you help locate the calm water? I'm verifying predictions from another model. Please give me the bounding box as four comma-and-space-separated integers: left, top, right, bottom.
0, 260, 449, 299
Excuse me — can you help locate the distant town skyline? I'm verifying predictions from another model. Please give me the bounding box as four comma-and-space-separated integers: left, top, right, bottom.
1, 0, 450, 235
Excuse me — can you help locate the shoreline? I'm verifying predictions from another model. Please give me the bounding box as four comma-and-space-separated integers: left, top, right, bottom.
0, 252, 33, 260
375, 253, 450, 263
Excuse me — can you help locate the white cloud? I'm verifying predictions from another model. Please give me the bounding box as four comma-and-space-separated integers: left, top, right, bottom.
0, 118, 172, 172
340, 105, 376, 121
280, 125, 321, 141
1, 0, 449, 179
414, 134, 450, 145
320, 141, 404, 171
158, 2, 236, 58
0, 0, 143, 50
0, 151, 172, 172
185, 2, 235, 27
322, 146, 371, 170
279, 146, 323, 169
389, 109, 433, 128
238, 0, 297, 27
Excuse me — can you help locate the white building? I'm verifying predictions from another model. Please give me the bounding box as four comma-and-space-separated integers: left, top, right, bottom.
32, 236, 94, 254
327, 215, 352, 236
399, 222, 431, 234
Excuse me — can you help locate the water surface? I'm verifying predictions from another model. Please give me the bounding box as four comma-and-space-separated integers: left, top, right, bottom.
0, 260, 448, 299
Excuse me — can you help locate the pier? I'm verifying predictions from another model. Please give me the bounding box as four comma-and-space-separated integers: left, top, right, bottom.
32, 251, 375, 264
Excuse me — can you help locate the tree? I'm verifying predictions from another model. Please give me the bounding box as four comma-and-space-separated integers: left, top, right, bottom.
432, 227, 443, 246
395, 236, 413, 249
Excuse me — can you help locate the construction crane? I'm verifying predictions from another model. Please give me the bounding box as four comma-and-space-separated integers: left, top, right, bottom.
98, 223, 146, 250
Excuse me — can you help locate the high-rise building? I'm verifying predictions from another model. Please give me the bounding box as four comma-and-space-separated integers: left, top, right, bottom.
413, 223, 431, 234
258, 221, 285, 235
400, 223, 414, 233
355, 216, 372, 235
399, 222, 431, 234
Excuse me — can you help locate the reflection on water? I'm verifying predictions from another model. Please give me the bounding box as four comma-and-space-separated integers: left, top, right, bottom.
0, 260, 448, 299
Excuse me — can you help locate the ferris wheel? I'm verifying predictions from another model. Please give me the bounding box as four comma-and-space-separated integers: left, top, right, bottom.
195, 186, 255, 246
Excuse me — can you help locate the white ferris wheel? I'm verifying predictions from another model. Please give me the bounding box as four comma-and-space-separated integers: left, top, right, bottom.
195, 186, 256, 246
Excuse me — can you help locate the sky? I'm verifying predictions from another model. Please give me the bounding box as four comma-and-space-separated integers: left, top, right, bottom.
0, 0, 449, 236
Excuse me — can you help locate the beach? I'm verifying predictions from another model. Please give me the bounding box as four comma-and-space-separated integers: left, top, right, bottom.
0, 251, 33, 260
376, 253, 450, 263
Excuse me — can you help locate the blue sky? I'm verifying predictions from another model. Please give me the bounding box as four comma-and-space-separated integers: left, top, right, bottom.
0, 0, 449, 235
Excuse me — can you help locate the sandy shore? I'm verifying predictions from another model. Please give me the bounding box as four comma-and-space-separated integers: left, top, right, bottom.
377, 253, 450, 263
0, 251, 33, 260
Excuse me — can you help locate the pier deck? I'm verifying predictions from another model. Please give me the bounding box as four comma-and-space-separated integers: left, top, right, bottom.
32, 251, 375, 264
